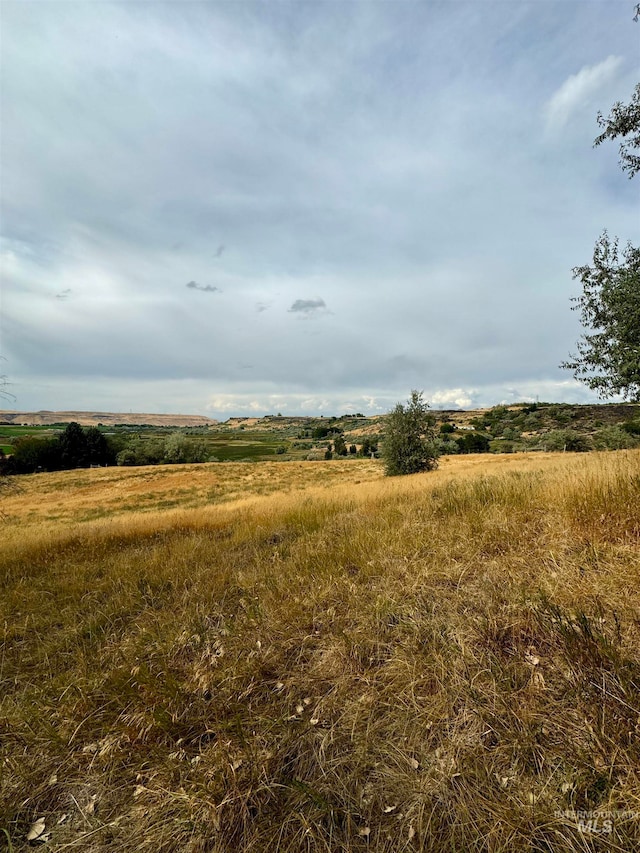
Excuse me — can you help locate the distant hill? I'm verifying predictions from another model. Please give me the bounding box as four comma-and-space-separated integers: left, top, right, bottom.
0, 410, 217, 427
2, 401, 639, 434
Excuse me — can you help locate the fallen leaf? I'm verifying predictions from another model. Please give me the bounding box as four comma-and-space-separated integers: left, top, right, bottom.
26, 818, 46, 842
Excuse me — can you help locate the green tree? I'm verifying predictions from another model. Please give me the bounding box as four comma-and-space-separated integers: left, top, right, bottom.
562, 233, 640, 400
164, 432, 189, 463
382, 390, 439, 476
455, 431, 491, 454
58, 422, 88, 468
333, 434, 348, 456
594, 82, 640, 177
10, 436, 61, 473
359, 436, 378, 457
564, 33, 640, 400
85, 426, 113, 466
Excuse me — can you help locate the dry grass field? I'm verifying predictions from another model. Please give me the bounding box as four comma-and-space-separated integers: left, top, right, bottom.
2, 451, 640, 851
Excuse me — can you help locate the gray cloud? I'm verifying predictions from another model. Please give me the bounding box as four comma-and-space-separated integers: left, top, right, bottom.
186, 281, 220, 294
1, 1, 638, 416
288, 298, 327, 315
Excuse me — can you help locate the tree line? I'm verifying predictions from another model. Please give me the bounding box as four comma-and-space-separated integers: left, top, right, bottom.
1, 422, 210, 474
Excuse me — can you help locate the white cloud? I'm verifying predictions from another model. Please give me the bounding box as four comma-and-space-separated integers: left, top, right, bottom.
430, 389, 478, 409
545, 55, 623, 131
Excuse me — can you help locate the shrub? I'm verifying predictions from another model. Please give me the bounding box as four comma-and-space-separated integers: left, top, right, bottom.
540, 429, 591, 452
455, 432, 491, 454
592, 426, 639, 450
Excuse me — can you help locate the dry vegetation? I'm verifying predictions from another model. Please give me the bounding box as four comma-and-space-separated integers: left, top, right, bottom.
2, 452, 640, 851
0, 411, 216, 428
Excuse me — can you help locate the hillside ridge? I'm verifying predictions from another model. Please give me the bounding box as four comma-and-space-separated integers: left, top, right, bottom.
0, 410, 217, 427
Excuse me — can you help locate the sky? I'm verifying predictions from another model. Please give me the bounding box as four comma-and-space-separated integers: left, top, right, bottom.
1, 0, 639, 418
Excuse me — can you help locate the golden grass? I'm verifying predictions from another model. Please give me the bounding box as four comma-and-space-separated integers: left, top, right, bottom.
1, 452, 583, 540
2, 452, 640, 851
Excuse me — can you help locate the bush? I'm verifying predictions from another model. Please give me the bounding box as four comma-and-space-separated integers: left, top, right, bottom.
382, 391, 439, 476
540, 429, 591, 452
437, 438, 459, 455
592, 426, 639, 450
455, 432, 491, 454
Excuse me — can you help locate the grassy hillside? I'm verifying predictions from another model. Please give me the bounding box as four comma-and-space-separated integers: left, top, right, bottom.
2, 452, 640, 851
3, 403, 639, 466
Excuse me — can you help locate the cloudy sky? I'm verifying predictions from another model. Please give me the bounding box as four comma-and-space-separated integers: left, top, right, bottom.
1, 1, 638, 417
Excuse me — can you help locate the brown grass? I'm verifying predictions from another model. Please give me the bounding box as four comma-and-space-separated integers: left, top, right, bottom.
2, 452, 640, 851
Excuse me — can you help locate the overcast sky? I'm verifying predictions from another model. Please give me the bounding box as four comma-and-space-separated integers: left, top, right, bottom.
1, 1, 638, 417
